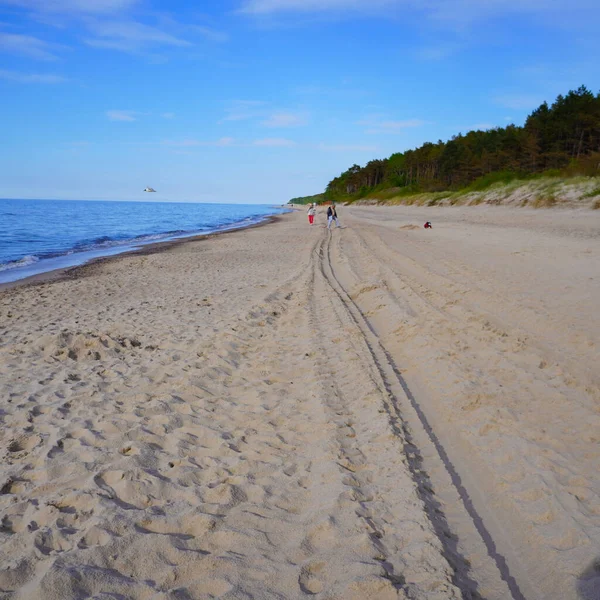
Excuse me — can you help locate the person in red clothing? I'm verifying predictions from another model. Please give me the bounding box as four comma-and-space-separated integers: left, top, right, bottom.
424, 221, 432, 229
307, 203, 316, 225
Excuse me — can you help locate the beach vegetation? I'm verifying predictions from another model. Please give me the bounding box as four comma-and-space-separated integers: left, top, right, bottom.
294, 86, 600, 208
288, 193, 325, 205
582, 186, 600, 199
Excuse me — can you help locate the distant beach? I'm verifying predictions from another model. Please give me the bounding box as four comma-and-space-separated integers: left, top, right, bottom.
0, 205, 598, 600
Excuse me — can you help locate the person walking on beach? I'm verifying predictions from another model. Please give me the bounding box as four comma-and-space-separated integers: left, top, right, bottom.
307, 203, 316, 225
327, 204, 340, 229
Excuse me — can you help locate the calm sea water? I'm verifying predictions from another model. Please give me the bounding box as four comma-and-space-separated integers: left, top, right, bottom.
0, 199, 288, 284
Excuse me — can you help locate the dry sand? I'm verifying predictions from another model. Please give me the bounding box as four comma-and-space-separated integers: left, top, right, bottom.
0, 206, 598, 599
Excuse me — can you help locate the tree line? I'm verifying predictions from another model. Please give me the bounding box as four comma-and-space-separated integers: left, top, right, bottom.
322, 86, 600, 201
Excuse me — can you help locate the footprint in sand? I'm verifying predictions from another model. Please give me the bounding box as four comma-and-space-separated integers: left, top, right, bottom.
301, 518, 338, 553
34, 527, 77, 555
136, 512, 216, 538
7, 433, 42, 456
77, 526, 114, 549
299, 561, 328, 595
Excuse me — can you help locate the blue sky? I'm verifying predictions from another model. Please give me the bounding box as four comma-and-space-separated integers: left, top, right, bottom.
0, 0, 598, 204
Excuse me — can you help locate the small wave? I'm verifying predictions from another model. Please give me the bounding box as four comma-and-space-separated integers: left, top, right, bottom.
71, 231, 190, 252
73, 235, 116, 250
0, 213, 279, 276
132, 230, 188, 242
0, 255, 39, 272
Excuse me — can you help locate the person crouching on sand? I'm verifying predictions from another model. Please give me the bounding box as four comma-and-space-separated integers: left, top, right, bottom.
327, 204, 340, 229
307, 203, 316, 225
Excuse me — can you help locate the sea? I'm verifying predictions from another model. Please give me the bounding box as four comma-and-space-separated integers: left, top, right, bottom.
0, 199, 289, 284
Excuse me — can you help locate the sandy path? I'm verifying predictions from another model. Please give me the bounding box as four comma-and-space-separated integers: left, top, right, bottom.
333, 205, 600, 600
0, 215, 461, 599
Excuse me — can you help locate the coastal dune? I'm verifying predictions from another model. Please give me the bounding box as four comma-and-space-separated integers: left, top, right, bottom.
0, 206, 599, 599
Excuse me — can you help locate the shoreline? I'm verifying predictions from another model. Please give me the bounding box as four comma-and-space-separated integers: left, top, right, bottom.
0, 214, 280, 293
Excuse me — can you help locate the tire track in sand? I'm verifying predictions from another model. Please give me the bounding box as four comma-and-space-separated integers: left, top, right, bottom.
308, 233, 465, 599
316, 227, 528, 600
332, 216, 599, 600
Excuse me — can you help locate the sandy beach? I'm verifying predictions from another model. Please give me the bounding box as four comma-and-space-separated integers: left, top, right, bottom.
1, 206, 599, 600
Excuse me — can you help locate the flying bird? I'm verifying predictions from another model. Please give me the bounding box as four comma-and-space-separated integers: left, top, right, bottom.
143, 187, 156, 193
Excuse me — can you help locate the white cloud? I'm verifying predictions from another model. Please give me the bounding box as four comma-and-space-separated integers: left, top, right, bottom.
237, 0, 599, 29
220, 100, 268, 122
0, 0, 138, 14
193, 25, 229, 43
0, 32, 58, 60
422, 0, 598, 27
253, 137, 296, 147
85, 20, 191, 52
106, 109, 137, 121
0, 69, 66, 83
238, 0, 395, 14
0, 1, 195, 56
162, 112, 175, 119
220, 102, 308, 128
262, 111, 308, 127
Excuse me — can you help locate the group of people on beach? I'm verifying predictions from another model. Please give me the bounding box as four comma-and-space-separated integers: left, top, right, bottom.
307, 203, 340, 229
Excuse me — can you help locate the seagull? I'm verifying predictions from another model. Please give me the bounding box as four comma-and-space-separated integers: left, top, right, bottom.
143, 187, 156, 193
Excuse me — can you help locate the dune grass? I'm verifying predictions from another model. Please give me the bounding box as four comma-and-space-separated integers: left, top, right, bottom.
353, 175, 600, 209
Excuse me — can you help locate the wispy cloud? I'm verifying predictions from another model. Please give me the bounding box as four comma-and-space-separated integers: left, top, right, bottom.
1, 1, 200, 57
220, 102, 308, 128
421, 0, 599, 28
358, 116, 426, 134
237, 0, 599, 29
261, 111, 308, 127
162, 112, 175, 119
0, 32, 59, 60
106, 109, 137, 121
0, 68, 67, 83
238, 0, 395, 15
0, 0, 139, 15
192, 25, 229, 43
220, 100, 268, 122
253, 137, 296, 147
85, 20, 191, 53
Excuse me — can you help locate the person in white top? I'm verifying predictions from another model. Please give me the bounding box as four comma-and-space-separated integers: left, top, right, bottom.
307, 203, 316, 225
